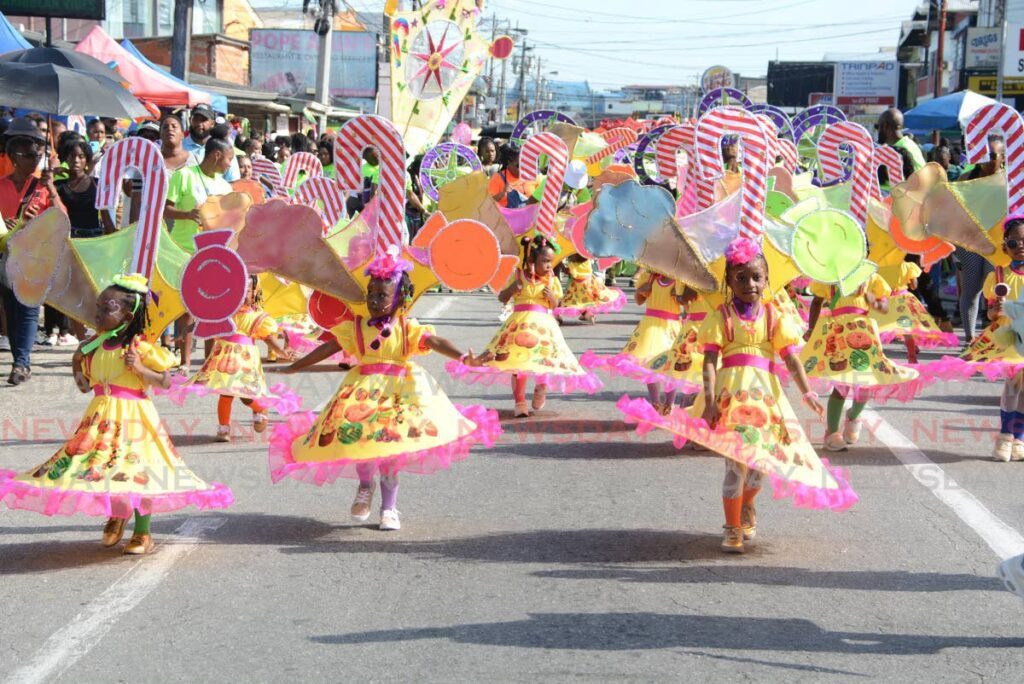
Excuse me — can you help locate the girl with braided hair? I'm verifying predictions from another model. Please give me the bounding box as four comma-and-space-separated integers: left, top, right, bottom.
0, 274, 233, 555
447, 233, 602, 417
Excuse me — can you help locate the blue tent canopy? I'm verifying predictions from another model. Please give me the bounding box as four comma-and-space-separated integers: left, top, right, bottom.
903, 90, 996, 132
119, 38, 228, 113
0, 11, 32, 54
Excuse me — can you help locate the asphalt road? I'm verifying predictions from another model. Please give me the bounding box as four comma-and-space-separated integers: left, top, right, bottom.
1, 290, 1023, 682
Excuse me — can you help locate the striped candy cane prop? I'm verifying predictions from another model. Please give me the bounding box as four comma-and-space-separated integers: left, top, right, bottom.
252, 155, 288, 198
776, 138, 800, 174
754, 113, 801, 174
965, 102, 1024, 213
655, 123, 714, 211
295, 176, 348, 230
95, 138, 168, 280
873, 144, 905, 193
817, 121, 876, 224
695, 106, 770, 240
585, 127, 638, 166
334, 115, 407, 251
282, 151, 324, 189
520, 131, 569, 237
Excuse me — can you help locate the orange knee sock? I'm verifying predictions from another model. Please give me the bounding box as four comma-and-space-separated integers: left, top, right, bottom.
723, 496, 743, 527
513, 375, 528, 403
742, 488, 760, 506
217, 395, 233, 426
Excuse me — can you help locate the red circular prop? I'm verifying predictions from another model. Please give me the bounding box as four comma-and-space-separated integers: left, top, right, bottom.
490, 35, 514, 60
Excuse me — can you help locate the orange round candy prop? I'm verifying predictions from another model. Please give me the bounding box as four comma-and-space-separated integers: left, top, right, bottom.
430, 219, 501, 291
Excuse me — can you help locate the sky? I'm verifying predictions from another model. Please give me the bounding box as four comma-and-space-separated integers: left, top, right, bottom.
261, 0, 928, 91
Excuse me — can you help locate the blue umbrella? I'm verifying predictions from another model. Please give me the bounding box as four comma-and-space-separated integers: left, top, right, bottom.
903, 90, 996, 132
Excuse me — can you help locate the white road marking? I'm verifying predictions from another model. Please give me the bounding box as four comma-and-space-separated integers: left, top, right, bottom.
313, 294, 457, 412
867, 410, 1024, 560
6, 517, 226, 684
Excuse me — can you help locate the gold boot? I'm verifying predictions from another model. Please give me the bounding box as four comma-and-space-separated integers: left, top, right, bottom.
123, 534, 154, 555
721, 526, 744, 554
101, 517, 127, 547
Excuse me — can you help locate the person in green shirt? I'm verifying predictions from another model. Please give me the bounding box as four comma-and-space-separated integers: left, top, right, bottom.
165, 137, 234, 254
317, 140, 335, 179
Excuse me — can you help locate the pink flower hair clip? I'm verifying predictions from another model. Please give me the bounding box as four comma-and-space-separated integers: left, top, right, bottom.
365, 245, 413, 282
725, 237, 762, 266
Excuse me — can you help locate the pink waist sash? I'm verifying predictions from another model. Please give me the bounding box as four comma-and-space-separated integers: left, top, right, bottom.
93, 384, 147, 400
721, 354, 772, 371
360, 363, 407, 376
645, 308, 680, 321
221, 334, 255, 345
685, 312, 707, 322
514, 304, 552, 314
831, 306, 868, 316
892, 289, 909, 297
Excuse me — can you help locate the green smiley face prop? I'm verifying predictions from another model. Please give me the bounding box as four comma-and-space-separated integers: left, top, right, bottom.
792, 208, 877, 296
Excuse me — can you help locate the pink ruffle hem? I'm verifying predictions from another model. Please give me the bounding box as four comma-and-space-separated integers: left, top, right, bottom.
268, 404, 502, 485
0, 470, 234, 519
161, 375, 304, 416
554, 290, 627, 318
616, 396, 858, 512
878, 329, 961, 349
281, 325, 357, 366
914, 356, 1024, 383
445, 359, 603, 394
806, 373, 932, 404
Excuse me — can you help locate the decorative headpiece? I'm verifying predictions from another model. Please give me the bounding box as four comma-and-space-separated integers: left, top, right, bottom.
111, 272, 150, 294
725, 237, 761, 266
81, 273, 149, 354
364, 244, 413, 282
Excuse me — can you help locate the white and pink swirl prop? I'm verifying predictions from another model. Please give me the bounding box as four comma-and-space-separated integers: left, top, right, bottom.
295, 176, 348, 230
334, 115, 407, 251
965, 102, 1024, 213
873, 144, 905, 193
585, 127, 638, 166
252, 155, 288, 198
817, 121, 876, 225
282, 151, 324, 189
695, 106, 770, 240
95, 137, 168, 280
519, 131, 569, 237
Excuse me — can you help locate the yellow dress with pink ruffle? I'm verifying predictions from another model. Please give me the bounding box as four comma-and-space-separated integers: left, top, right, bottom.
557, 260, 625, 316
960, 267, 1024, 366
640, 297, 710, 393
270, 316, 500, 483
621, 270, 685, 361
0, 340, 232, 518
191, 307, 279, 400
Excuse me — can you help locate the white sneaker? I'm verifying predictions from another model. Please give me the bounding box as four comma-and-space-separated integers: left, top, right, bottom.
823, 432, 848, 452
42, 333, 57, 346
1012, 440, 1024, 462
379, 508, 401, 531
0, 336, 9, 352
994, 434, 1013, 462
843, 417, 863, 445
57, 334, 79, 347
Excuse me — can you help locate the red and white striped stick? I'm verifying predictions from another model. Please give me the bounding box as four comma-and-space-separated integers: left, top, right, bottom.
519, 131, 569, 237
755, 113, 800, 173
295, 176, 348, 230
334, 115, 407, 251
655, 122, 713, 211
95, 138, 168, 280
251, 155, 288, 198
695, 106, 770, 240
873, 144, 905, 192
282, 151, 324, 189
817, 121, 876, 224
965, 102, 1024, 213
585, 127, 638, 166
776, 138, 800, 174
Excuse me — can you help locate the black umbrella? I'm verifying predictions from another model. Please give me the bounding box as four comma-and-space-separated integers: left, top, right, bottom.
0, 62, 149, 119
0, 47, 119, 80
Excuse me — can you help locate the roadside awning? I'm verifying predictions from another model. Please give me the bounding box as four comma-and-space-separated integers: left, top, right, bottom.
119, 38, 227, 113
188, 73, 290, 113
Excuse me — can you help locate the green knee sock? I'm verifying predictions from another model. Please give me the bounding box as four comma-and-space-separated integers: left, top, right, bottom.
826, 393, 845, 434
133, 511, 151, 535
847, 401, 867, 421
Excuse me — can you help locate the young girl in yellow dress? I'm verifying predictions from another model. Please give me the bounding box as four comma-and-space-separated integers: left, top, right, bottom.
619, 239, 855, 553
581, 267, 688, 412
0, 274, 233, 554
555, 254, 625, 324
447, 234, 602, 418
802, 271, 923, 452
873, 255, 958, 362
271, 249, 500, 530
172, 276, 299, 442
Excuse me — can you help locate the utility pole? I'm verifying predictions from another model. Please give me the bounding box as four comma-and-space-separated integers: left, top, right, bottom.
516, 30, 529, 120
534, 56, 543, 110
998, 0, 1008, 101
314, 0, 335, 132
497, 44, 509, 123
171, 0, 193, 80
934, 0, 947, 99
487, 15, 497, 98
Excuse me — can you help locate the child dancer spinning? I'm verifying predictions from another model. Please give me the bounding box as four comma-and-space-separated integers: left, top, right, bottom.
0, 274, 233, 554
176, 275, 297, 442
271, 249, 500, 530
873, 255, 958, 362
620, 240, 857, 553
802, 269, 921, 452
555, 254, 625, 325
447, 234, 601, 417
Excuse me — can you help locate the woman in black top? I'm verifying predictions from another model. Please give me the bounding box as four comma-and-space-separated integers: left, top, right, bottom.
55, 138, 113, 238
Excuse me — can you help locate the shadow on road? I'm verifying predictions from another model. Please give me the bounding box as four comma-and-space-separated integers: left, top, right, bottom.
309, 611, 1024, 654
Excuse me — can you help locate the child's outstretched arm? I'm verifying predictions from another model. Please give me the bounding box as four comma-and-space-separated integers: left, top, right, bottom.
805, 296, 824, 341
783, 353, 825, 418
700, 349, 719, 427
262, 334, 297, 361
281, 339, 342, 373
498, 272, 523, 305
424, 335, 493, 366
